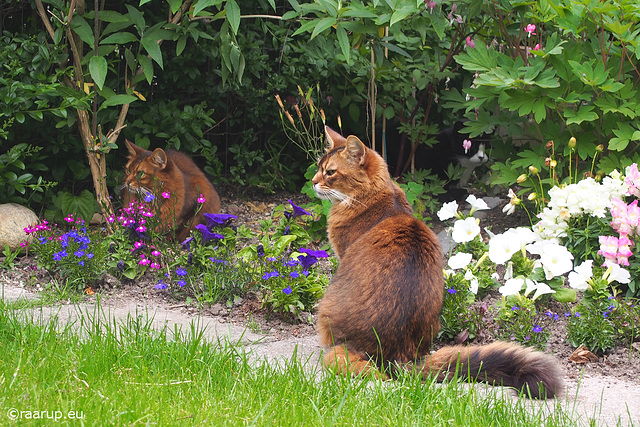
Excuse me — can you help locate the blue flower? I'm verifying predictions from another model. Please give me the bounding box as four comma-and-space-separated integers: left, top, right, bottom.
256, 244, 265, 257
38, 237, 47, 245
282, 286, 293, 295
262, 270, 280, 280
87, 252, 94, 259
145, 193, 155, 202
78, 260, 85, 266
117, 260, 125, 272
74, 250, 85, 258
177, 280, 186, 287
299, 248, 329, 258
511, 306, 519, 311
154, 281, 168, 290
447, 288, 457, 294
532, 325, 543, 333
176, 267, 188, 276
284, 258, 299, 267
290, 271, 300, 279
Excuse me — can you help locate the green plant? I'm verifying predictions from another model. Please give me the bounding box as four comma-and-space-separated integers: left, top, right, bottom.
24, 216, 108, 291
494, 296, 556, 351
439, 270, 487, 343
0, 143, 57, 205
1, 244, 21, 271
450, 0, 640, 195
398, 170, 447, 222
566, 301, 617, 355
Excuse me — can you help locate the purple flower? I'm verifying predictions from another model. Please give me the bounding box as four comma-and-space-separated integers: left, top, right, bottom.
195, 224, 224, 244
78, 260, 85, 266
117, 260, 125, 272
181, 237, 194, 251
154, 281, 168, 290
203, 213, 237, 229
532, 325, 543, 333
176, 267, 188, 276
257, 244, 265, 257
144, 193, 155, 202
447, 288, 457, 294
177, 280, 186, 287
282, 286, 292, 295
299, 248, 328, 258
288, 200, 312, 219
297, 254, 318, 269
290, 271, 300, 279
284, 258, 299, 267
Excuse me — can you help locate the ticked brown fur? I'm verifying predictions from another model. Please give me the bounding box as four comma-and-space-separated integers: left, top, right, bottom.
312, 127, 563, 399
120, 140, 221, 241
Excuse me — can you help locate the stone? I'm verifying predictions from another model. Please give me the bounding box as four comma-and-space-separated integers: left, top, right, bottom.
0, 203, 39, 251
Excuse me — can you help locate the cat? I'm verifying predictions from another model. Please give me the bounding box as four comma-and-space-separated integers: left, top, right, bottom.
311, 126, 563, 399
119, 139, 221, 241
388, 120, 491, 188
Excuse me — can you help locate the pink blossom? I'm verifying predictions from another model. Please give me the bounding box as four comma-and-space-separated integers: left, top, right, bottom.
533, 44, 541, 51
426, 0, 436, 12
465, 37, 475, 48
616, 236, 634, 266
598, 235, 619, 264
525, 24, 536, 37
462, 139, 472, 153
139, 258, 150, 266
197, 194, 206, 203
162, 191, 171, 199
624, 163, 640, 197
151, 250, 161, 257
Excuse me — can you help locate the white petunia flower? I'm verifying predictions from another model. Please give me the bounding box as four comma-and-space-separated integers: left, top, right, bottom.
532, 282, 556, 300
539, 243, 574, 280
499, 277, 524, 296
466, 195, 489, 211
606, 264, 631, 284
568, 260, 593, 291
488, 233, 521, 264
464, 269, 479, 294
448, 252, 473, 270
451, 217, 481, 243
437, 200, 459, 221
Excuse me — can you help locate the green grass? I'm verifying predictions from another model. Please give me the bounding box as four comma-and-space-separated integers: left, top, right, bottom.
0, 301, 584, 426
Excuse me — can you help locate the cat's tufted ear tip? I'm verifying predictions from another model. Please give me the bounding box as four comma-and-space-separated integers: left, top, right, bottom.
325, 126, 347, 152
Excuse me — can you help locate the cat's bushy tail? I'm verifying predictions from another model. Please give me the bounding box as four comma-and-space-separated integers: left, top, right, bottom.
422, 341, 564, 399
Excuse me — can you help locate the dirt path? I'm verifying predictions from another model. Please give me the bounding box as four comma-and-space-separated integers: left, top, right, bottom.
2, 282, 639, 427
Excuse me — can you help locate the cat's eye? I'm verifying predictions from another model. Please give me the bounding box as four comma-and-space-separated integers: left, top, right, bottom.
136, 171, 145, 179
325, 169, 337, 176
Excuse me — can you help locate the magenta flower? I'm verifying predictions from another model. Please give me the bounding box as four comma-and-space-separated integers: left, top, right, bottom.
462, 139, 472, 153
465, 36, 475, 48
197, 194, 206, 203
162, 191, 171, 199
426, 0, 436, 12
525, 24, 536, 37
533, 44, 541, 51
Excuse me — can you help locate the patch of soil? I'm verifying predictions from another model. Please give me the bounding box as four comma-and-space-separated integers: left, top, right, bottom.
4, 188, 640, 386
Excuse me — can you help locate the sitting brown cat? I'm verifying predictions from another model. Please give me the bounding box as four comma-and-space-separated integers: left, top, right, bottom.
120, 140, 221, 241
312, 127, 563, 399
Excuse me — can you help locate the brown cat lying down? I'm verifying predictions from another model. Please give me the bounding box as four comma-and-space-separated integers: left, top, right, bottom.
120, 140, 221, 241
312, 127, 563, 399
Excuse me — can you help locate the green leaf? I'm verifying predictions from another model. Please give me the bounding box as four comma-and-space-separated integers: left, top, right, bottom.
141, 36, 164, 69
226, 0, 241, 35
70, 15, 95, 47
455, 42, 498, 72
311, 17, 336, 40
336, 24, 350, 64
100, 32, 138, 45
89, 56, 108, 90
389, 5, 415, 27
138, 54, 154, 84
59, 190, 96, 223
167, 0, 183, 14
193, 0, 225, 17
564, 105, 598, 125
552, 287, 576, 303
99, 94, 138, 109
125, 4, 146, 31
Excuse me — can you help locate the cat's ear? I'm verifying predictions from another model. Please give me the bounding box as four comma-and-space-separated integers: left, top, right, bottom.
344, 136, 366, 165
150, 148, 168, 169
324, 126, 346, 151
125, 139, 143, 157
